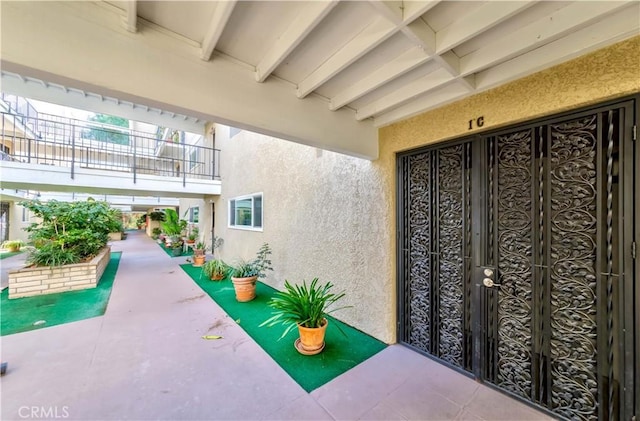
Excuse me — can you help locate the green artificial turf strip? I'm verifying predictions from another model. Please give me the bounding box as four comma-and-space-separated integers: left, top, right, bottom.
1, 252, 122, 336
0, 251, 23, 260
180, 264, 387, 392
157, 242, 194, 257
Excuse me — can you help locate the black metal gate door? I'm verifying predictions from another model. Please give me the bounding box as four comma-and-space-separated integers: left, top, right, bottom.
397, 99, 637, 420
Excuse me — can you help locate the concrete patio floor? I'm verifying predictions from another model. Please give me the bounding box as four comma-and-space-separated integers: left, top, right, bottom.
0, 231, 552, 420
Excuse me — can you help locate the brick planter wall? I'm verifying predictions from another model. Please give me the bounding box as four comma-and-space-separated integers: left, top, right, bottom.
8, 246, 111, 299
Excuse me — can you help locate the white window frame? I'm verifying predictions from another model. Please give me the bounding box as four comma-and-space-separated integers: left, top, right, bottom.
228, 193, 263, 231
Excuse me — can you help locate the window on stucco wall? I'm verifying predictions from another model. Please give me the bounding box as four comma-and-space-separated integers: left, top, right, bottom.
228, 193, 262, 231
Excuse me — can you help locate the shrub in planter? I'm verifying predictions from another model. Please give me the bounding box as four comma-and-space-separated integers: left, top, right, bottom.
20, 198, 120, 266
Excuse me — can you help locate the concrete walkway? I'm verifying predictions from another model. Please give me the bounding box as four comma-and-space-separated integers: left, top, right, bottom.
0, 231, 552, 420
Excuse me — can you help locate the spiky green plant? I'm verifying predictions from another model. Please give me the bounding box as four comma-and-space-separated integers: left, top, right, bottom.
260, 278, 348, 340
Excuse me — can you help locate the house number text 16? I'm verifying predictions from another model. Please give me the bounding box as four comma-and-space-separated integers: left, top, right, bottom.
468, 116, 485, 130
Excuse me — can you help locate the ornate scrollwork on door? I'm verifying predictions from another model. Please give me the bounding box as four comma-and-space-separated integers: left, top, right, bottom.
549, 116, 598, 421
495, 129, 533, 399
437, 145, 465, 367
407, 152, 432, 353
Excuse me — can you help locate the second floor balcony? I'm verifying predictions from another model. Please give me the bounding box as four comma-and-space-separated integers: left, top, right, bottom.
0, 111, 220, 183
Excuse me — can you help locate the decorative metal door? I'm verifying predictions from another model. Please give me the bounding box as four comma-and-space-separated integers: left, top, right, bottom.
397, 99, 637, 421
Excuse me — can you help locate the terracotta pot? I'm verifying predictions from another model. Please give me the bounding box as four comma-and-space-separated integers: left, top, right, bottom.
296, 318, 328, 355
7, 246, 20, 253
193, 255, 206, 267
193, 248, 205, 257
231, 276, 258, 302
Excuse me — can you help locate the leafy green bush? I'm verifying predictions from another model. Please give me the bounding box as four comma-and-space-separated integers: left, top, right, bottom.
160, 209, 182, 236
20, 198, 120, 266
27, 242, 78, 267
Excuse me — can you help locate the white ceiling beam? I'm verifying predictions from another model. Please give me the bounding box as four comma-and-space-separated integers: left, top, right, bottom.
402, 1, 442, 23
366, 1, 403, 24
435, 1, 536, 53
255, 1, 337, 83
475, 5, 640, 91
329, 46, 432, 111
1, 1, 378, 159
373, 81, 470, 127
200, 0, 237, 61
356, 68, 453, 120
121, 1, 137, 33
459, 1, 633, 75
367, 1, 440, 25
296, 16, 397, 98
401, 18, 436, 54
374, 3, 640, 129
400, 17, 475, 90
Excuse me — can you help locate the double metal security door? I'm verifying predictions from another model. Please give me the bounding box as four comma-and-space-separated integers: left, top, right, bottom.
397, 98, 637, 420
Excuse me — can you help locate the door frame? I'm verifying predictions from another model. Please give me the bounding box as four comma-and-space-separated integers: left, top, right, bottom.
396, 94, 638, 419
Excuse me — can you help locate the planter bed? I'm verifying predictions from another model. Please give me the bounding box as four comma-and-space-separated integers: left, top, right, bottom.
8, 246, 111, 299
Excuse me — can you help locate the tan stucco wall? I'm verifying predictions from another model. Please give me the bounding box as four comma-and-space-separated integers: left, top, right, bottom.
215, 126, 392, 342
7, 201, 33, 243
178, 197, 212, 246
378, 36, 640, 341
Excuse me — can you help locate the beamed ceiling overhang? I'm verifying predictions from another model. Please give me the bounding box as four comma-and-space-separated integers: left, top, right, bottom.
1, 1, 638, 160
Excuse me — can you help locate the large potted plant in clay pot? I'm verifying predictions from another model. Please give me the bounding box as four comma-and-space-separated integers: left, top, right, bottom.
260, 278, 347, 355
230, 243, 272, 302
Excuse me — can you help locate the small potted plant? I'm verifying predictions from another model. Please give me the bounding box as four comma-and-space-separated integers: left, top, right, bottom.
192, 241, 207, 267
230, 243, 272, 302
260, 278, 347, 355
186, 226, 198, 245
171, 236, 183, 257
201, 259, 228, 281
2, 240, 24, 253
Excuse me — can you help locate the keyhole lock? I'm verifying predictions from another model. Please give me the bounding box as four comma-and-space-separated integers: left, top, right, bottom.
481, 267, 500, 288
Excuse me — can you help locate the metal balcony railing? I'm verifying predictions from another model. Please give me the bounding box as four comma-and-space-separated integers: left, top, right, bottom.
0, 111, 220, 185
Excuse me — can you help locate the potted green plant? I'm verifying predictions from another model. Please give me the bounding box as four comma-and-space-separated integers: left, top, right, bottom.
151, 227, 162, 240
260, 278, 347, 355
230, 243, 272, 302
201, 259, 228, 281
170, 236, 183, 256
2, 239, 24, 252
192, 241, 207, 266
